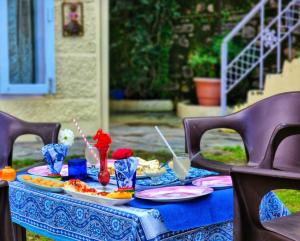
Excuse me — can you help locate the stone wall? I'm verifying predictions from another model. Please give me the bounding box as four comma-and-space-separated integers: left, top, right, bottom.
170, 1, 260, 104
0, 0, 109, 139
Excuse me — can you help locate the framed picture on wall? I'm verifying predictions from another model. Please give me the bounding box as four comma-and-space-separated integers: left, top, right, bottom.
62, 2, 84, 37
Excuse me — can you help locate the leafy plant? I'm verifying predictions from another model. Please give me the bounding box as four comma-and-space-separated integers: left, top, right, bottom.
188, 35, 242, 78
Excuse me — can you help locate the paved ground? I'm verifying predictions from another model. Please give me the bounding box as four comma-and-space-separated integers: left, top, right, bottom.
13, 113, 243, 161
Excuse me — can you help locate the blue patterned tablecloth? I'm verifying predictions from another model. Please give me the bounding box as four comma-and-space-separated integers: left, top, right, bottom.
9, 181, 289, 241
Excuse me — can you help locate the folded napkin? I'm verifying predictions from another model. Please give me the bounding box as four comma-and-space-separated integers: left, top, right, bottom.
129, 188, 233, 231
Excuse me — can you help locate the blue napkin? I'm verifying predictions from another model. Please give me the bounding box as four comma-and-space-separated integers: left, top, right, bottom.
129, 188, 233, 231
42, 144, 68, 175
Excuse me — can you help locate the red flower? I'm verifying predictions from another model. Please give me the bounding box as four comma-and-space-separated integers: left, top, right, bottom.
112, 148, 133, 160
93, 129, 112, 148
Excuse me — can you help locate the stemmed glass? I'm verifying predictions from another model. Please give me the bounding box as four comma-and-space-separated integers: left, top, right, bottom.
172, 154, 191, 185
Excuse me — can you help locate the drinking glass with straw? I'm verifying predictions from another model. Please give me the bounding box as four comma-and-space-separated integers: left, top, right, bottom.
85, 144, 99, 170
73, 118, 100, 167
172, 154, 191, 185
154, 126, 191, 185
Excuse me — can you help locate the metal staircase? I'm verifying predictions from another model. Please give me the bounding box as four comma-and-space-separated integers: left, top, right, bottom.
221, 0, 300, 115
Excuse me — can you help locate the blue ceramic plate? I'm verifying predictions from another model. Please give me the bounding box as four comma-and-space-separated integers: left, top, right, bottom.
17, 174, 64, 193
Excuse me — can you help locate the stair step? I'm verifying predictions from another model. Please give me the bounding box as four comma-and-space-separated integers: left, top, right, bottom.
234, 57, 300, 112
247, 90, 264, 103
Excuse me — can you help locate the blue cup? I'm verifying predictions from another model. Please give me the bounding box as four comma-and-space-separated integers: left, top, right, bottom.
68, 159, 87, 180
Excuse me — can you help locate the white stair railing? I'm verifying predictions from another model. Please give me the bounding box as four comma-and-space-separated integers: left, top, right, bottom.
221, 0, 300, 115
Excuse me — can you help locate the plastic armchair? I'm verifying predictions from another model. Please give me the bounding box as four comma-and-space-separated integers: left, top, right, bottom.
0, 111, 61, 241
0, 111, 61, 168
231, 167, 300, 241
183, 91, 300, 174
231, 123, 300, 241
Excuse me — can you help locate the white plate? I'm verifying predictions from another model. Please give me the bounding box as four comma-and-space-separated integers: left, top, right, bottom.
135, 186, 213, 202
64, 188, 134, 206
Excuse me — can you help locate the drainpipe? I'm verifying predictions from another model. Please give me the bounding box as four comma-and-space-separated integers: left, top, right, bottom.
221, 41, 228, 116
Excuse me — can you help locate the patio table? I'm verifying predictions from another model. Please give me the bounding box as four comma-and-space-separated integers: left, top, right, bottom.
9, 180, 289, 241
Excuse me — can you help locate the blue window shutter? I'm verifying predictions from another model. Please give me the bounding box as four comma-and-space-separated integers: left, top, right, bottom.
0, 0, 10, 93
0, 0, 55, 95
44, 0, 56, 94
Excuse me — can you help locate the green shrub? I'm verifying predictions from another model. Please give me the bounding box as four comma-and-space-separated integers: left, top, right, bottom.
110, 0, 180, 99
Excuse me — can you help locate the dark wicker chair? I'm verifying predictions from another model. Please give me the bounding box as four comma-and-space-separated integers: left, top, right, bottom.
231, 123, 300, 241
0, 111, 60, 241
183, 92, 300, 174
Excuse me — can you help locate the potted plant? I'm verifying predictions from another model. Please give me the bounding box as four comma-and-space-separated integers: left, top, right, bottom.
188, 35, 240, 106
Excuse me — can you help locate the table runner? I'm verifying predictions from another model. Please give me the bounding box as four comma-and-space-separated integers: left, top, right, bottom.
9, 181, 289, 241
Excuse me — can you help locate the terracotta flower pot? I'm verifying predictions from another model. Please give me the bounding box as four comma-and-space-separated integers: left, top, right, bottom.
283, 47, 297, 61
194, 77, 220, 106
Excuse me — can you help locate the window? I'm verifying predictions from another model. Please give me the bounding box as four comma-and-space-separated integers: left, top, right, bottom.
0, 0, 55, 95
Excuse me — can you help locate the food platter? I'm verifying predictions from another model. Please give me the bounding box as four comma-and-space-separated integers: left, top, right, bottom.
64, 188, 133, 206
64, 179, 134, 206
18, 174, 64, 193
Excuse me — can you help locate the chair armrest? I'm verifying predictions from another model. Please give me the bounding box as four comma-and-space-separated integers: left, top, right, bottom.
231, 166, 300, 228
260, 123, 300, 169
0, 181, 8, 189
183, 115, 243, 173
183, 115, 242, 157
191, 155, 234, 174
